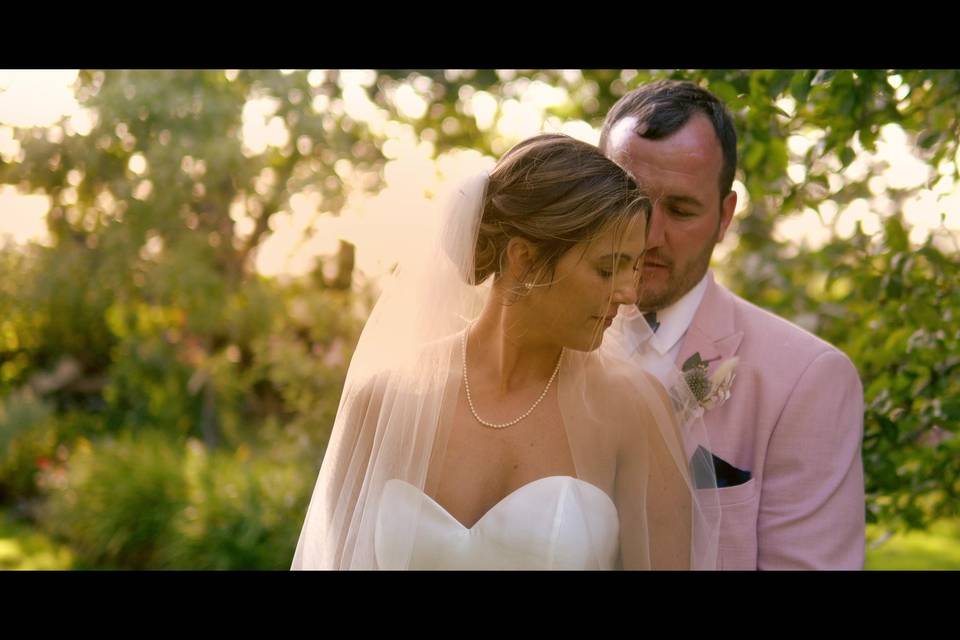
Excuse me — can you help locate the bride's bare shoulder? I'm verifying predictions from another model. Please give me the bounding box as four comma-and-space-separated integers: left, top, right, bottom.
345, 330, 462, 403
574, 349, 668, 398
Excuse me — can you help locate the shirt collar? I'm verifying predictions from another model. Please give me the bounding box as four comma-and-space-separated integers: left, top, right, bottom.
619, 271, 710, 356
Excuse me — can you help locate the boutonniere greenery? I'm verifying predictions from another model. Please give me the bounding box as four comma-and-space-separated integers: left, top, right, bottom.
681, 353, 739, 411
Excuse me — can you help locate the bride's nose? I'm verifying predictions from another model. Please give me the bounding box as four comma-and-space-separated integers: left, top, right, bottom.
612, 274, 639, 306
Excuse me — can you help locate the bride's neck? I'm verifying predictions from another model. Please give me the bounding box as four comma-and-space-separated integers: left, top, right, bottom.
470, 296, 563, 395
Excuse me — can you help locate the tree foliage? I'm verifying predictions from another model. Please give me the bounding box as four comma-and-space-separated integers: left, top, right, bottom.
0, 69, 957, 566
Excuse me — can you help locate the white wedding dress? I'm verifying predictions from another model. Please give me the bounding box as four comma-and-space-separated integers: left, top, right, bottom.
375, 476, 619, 570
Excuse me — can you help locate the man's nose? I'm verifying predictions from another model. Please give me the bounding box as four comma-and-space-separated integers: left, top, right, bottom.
645, 205, 666, 251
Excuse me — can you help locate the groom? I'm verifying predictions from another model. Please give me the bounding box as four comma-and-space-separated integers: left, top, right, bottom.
600, 80, 865, 570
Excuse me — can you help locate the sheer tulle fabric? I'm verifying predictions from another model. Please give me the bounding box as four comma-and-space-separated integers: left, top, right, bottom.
291, 173, 720, 570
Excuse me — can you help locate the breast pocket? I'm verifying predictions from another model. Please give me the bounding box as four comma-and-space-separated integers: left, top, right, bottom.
716, 478, 759, 570
716, 476, 757, 506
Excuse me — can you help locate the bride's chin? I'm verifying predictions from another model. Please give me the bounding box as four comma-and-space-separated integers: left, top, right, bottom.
576, 331, 606, 353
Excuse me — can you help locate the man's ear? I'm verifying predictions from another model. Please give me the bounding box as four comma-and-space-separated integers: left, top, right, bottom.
504, 236, 538, 283
717, 189, 737, 242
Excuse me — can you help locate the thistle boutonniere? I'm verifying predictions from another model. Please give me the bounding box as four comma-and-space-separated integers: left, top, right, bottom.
681, 353, 739, 411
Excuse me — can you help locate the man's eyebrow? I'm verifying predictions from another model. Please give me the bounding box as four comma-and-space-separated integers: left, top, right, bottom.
661, 194, 705, 208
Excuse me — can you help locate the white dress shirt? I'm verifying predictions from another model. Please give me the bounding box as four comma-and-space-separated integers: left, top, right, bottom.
614, 272, 710, 385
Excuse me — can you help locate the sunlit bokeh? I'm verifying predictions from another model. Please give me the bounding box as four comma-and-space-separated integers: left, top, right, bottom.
1, 70, 958, 282
0, 70, 81, 127
0, 186, 50, 247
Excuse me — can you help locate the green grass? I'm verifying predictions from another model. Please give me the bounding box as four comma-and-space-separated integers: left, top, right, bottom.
2, 505, 958, 570
866, 520, 960, 570
0, 508, 74, 570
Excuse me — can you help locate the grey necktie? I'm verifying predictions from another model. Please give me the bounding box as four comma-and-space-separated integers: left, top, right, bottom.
643, 311, 660, 333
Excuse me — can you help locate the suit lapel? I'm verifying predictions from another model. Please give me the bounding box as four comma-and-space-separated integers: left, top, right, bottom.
675, 273, 744, 374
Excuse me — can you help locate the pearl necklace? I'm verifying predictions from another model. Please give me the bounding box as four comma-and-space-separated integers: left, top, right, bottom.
460, 327, 563, 429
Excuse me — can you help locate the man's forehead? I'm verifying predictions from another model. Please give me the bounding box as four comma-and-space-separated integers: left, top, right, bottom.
607, 116, 641, 162
606, 114, 720, 193
607, 117, 674, 173
608, 113, 719, 156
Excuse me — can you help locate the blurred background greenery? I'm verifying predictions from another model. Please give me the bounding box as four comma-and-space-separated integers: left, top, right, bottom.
0, 69, 957, 570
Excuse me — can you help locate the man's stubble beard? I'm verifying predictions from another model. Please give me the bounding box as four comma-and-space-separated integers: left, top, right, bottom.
636, 227, 719, 313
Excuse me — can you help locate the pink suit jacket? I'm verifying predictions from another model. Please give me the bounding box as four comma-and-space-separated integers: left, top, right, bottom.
679, 273, 865, 570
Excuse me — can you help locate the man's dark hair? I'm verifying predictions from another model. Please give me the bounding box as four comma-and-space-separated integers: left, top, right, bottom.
599, 79, 738, 198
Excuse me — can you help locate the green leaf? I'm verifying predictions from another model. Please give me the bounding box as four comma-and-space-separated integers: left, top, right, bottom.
743, 140, 766, 171
768, 71, 793, 100
840, 146, 856, 167
885, 217, 910, 252
767, 137, 789, 174
942, 399, 960, 421
682, 353, 703, 372
709, 81, 740, 104
790, 70, 814, 103
772, 105, 792, 119
859, 125, 879, 153
919, 131, 940, 150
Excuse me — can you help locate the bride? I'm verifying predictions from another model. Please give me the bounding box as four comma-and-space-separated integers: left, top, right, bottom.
291, 134, 720, 570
